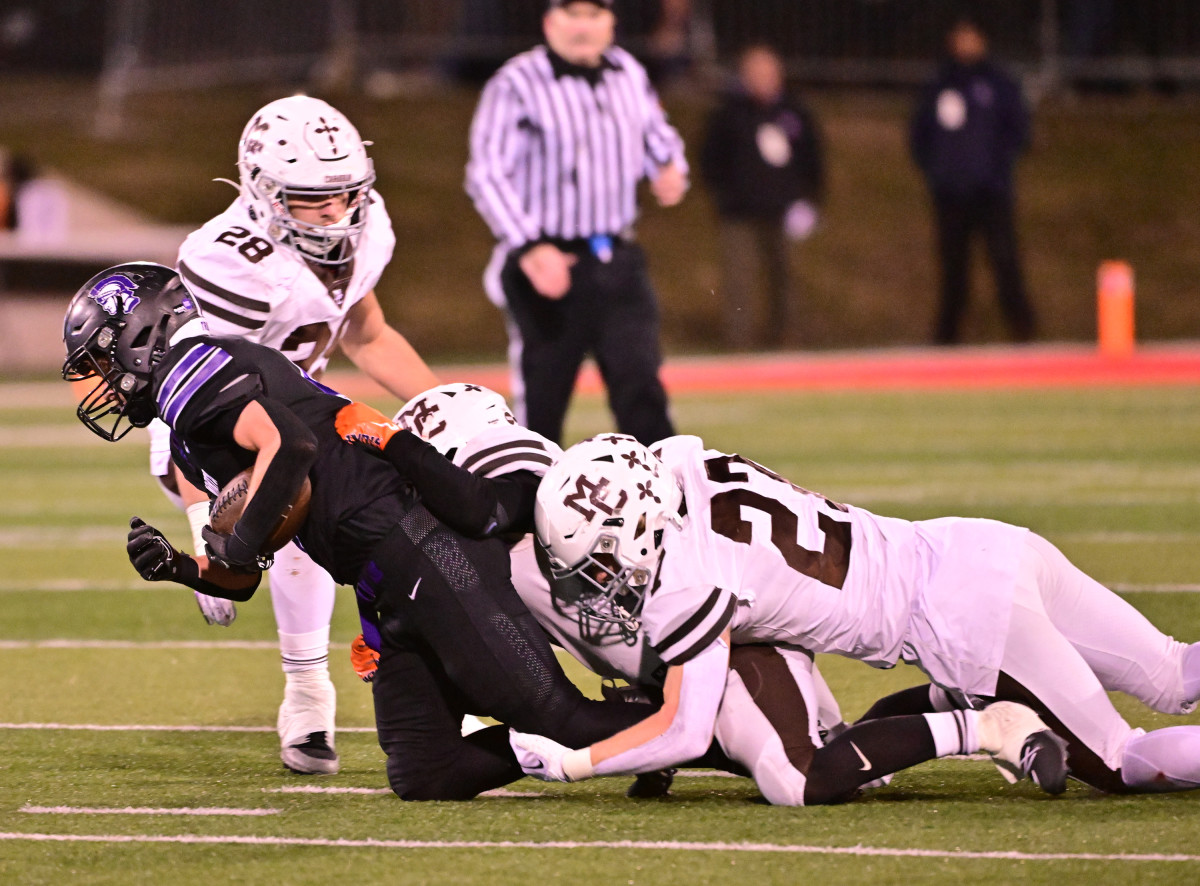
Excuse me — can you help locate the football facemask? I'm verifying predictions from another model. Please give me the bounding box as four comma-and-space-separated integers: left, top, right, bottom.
62, 262, 199, 441
237, 95, 375, 265
535, 435, 682, 630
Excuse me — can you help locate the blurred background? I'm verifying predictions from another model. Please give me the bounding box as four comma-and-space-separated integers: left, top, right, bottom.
3, 0, 1200, 374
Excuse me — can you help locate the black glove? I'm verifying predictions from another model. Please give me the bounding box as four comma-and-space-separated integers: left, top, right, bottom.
127, 517, 187, 582
201, 524, 271, 572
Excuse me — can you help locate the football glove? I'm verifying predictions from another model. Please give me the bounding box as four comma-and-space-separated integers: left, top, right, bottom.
194, 591, 237, 627
127, 517, 189, 583
509, 729, 571, 781
201, 525, 270, 572
336, 401, 401, 451
350, 633, 380, 682
508, 730, 595, 782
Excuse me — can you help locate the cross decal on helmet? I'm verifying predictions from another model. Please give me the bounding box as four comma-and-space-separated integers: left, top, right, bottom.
314, 118, 341, 144
636, 481, 660, 503
621, 450, 651, 471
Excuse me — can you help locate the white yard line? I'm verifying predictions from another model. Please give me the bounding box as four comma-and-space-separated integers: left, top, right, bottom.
21, 806, 279, 816
0, 639, 280, 649
1, 831, 1198, 862
0, 722, 376, 733
267, 786, 393, 795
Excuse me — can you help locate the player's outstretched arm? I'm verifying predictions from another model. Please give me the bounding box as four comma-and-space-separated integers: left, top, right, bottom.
339, 293, 439, 400
337, 401, 535, 537
510, 633, 730, 782
127, 517, 261, 601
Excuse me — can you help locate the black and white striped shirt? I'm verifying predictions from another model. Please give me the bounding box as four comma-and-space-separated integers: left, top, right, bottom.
465, 44, 687, 251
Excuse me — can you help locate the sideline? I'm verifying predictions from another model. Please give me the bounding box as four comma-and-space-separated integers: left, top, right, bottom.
10, 342, 1200, 409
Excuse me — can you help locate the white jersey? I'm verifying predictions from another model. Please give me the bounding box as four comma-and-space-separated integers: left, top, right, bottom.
646, 436, 1027, 696
446, 424, 668, 688
175, 193, 396, 375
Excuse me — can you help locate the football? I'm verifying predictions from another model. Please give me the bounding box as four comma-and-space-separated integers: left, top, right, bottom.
209, 468, 312, 554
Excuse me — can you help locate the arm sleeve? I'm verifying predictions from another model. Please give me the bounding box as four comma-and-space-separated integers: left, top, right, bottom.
231, 396, 318, 554
592, 639, 729, 776
465, 75, 543, 249
175, 554, 262, 602
380, 430, 538, 537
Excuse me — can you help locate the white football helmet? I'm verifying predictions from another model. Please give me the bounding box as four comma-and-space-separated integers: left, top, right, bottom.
393, 383, 516, 457
535, 434, 682, 629
237, 95, 375, 265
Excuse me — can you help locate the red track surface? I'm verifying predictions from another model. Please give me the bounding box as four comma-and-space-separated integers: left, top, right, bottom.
326, 342, 1200, 400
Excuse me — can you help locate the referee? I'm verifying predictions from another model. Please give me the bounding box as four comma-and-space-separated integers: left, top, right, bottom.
465, 0, 689, 447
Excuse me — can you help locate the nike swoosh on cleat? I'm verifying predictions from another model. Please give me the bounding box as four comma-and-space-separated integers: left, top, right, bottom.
850, 741, 872, 771
409, 578, 422, 600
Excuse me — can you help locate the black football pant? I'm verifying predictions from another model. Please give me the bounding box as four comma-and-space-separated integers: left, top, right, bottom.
933, 189, 1036, 344
363, 504, 654, 800
501, 239, 674, 447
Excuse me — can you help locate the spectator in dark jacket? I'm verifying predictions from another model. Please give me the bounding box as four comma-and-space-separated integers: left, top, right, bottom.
911, 17, 1036, 345
700, 44, 824, 350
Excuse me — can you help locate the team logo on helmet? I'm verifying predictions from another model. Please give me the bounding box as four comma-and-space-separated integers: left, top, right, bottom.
88, 274, 141, 317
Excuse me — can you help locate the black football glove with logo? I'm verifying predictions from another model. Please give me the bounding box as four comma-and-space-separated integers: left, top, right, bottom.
127, 517, 191, 583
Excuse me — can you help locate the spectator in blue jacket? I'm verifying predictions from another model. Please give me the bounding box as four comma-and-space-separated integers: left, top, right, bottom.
911, 16, 1036, 345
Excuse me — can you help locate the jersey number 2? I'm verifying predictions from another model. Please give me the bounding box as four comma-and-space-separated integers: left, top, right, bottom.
705, 455, 851, 589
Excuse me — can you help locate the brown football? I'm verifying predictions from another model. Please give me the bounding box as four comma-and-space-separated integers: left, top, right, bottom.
209, 468, 312, 554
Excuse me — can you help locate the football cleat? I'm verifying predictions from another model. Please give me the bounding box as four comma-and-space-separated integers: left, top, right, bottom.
282, 731, 339, 776
278, 673, 339, 775
978, 701, 1069, 794
625, 768, 676, 799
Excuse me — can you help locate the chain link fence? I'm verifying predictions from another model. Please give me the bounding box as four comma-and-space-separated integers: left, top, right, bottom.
90, 0, 1200, 135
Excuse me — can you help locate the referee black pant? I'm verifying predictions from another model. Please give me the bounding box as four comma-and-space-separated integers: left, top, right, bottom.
501, 239, 675, 446
363, 503, 654, 800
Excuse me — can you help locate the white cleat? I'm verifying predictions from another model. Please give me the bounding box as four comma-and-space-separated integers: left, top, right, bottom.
278, 673, 339, 775
977, 701, 1069, 794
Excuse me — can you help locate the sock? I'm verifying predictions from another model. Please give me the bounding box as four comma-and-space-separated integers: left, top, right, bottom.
804, 715, 938, 805
923, 709, 980, 757
1121, 726, 1200, 792
1182, 643, 1200, 707
279, 626, 330, 676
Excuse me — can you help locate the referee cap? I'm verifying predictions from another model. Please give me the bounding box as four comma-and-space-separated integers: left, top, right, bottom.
548, 0, 614, 9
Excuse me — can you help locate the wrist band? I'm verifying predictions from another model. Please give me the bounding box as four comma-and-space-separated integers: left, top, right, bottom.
561, 747, 595, 782
185, 501, 210, 554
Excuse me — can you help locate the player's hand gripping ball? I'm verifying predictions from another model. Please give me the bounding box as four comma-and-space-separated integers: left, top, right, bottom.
207, 467, 312, 565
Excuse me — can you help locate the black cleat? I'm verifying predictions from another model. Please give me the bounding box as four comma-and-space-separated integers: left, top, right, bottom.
282, 731, 340, 775
1023, 730, 1070, 795
626, 768, 676, 799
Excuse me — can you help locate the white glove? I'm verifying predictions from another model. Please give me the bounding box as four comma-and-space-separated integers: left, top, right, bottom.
508, 729, 595, 782
509, 729, 571, 781
194, 591, 237, 627
784, 200, 818, 241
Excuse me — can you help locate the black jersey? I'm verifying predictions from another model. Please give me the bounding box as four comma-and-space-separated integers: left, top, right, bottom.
154, 334, 411, 584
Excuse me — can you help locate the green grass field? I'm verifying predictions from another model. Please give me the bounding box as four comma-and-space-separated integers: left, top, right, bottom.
3, 379, 1200, 884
